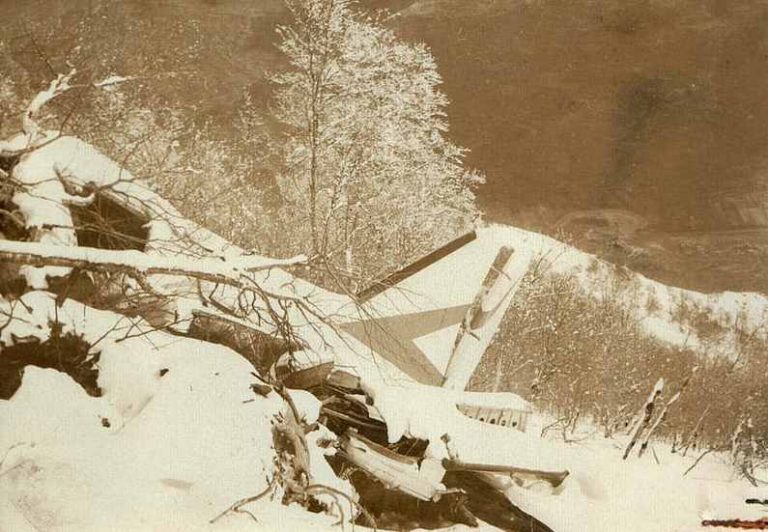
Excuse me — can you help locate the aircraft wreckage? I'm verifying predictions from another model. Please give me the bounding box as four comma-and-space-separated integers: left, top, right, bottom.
0, 96, 569, 528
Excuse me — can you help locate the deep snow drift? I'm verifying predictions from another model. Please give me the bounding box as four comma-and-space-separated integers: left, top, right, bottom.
0, 293, 348, 531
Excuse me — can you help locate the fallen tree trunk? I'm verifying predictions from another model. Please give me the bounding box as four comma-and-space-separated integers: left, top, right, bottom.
0, 239, 306, 288
188, 309, 299, 375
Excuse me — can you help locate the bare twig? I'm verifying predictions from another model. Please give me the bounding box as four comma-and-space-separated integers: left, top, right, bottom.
683, 448, 713, 477
209, 476, 277, 524
306, 483, 377, 529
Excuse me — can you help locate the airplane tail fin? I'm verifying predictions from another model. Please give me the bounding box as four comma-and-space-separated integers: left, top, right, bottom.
442, 246, 530, 390
349, 229, 529, 388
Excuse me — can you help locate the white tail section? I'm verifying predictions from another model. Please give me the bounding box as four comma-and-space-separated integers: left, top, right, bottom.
442, 246, 530, 390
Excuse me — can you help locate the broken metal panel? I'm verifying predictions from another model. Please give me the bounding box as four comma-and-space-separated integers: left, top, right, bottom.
326, 367, 361, 391
444, 458, 569, 488
344, 394, 386, 422
279, 361, 334, 389
443, 245, 529, 390
340, 429, 449, 502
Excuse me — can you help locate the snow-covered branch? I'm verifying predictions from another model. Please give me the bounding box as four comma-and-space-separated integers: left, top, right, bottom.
22, 69, 77, 139
0, 239, 307, 287
1, 69, 134, 157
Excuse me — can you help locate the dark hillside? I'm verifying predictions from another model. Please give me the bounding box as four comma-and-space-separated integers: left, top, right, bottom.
3, 0, 766, 292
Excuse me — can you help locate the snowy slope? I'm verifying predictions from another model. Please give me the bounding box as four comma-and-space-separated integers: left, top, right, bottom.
474, 224, 768, 353
506, 416, 768, 532
0, 293, 346, 532
3, 134, 766, 531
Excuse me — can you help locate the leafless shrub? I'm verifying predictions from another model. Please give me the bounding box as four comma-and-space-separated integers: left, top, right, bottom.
471, 264, 768, 474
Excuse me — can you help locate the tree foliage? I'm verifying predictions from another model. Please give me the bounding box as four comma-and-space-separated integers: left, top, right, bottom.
269, 0, 482, 289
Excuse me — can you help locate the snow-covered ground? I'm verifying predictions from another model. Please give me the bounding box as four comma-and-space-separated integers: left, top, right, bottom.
2, 135, 766, 530
3, 344, 764, 532
508, 415, 767, 532
1, 299, 763, 532
1, 230, 765, 531
0, 293, 348, 532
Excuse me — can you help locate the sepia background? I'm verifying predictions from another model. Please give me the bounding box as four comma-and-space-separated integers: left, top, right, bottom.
1, 1, 766, 530
4, 0, 767, 292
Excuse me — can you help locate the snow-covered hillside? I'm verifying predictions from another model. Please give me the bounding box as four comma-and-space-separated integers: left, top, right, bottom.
0, 293, 350, 532
510, 415, 767, 532
2, 229, 765, 531
1, 299, 764, 531
1, 134, 765, 530
477, 224, 768, 354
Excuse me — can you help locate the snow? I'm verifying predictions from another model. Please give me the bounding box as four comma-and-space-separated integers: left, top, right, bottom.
0, 294, 326, 531
498, 416, 768, 532
304, 424, 359, 518
5, 348, 761, 532
1, 358, 280, 529
4, 130, 767, 530
0, 290, 129, 346
641, 315, 696, 347
286, 388, 322, 425
0, 292, 366, 531
1, 297, 763, 532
